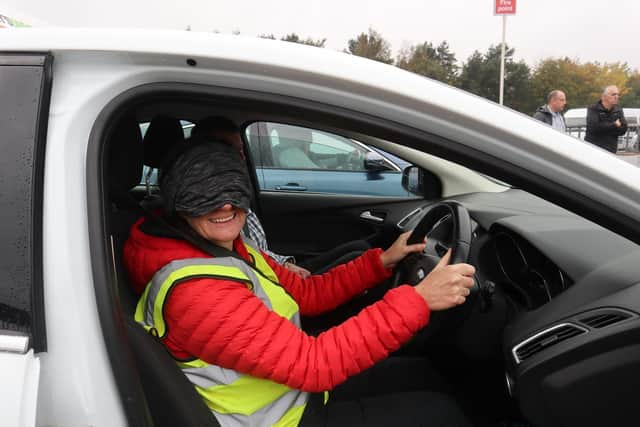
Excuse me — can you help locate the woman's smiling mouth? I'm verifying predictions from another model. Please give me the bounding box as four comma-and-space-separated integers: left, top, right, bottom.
208, 212, 236, 224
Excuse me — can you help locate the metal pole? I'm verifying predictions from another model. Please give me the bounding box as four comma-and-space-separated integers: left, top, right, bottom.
499, 15, 507, 105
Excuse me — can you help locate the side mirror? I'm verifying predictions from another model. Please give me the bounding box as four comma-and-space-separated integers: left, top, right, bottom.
364, 152, 392, 172
401, 165, 424, 196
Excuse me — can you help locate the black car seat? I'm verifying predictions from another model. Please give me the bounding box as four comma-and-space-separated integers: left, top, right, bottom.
105, 114, 220, 427
141, 115, 186, 209
125, 317, 220, 427
106, 114, 145, 314
143, 115, 184, 170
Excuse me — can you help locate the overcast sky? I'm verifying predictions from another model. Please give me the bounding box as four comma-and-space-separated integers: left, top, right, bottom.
4, 0, 640, 70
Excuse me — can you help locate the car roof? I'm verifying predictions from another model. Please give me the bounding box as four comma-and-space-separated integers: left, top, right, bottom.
2, 28, 639, 195
0, 29, 575, 133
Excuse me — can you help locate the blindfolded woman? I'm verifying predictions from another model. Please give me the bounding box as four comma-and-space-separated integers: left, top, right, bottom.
124, 141, 474, 426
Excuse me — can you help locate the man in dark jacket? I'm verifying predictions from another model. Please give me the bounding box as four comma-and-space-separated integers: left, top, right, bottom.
585, 85, 628, 153
533, 90, 567, 132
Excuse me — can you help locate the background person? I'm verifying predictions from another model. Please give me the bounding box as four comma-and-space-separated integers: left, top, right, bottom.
125, 141, 475, 426
585, 85, 628, 153
533, 90, 567, 132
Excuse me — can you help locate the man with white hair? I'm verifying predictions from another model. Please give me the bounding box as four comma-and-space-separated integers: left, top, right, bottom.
533, 90, 567, 132
585, 85, 628, 153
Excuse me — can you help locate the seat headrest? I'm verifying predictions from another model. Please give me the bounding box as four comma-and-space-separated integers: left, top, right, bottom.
143, 115, 185, 169
107, 114, 144, 200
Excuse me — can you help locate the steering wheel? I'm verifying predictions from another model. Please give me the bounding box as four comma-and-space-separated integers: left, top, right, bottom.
390, 201, 479, 339
391, 201, 474, 288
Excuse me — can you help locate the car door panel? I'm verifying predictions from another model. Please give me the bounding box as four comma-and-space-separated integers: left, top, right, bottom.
257, 191, 425, 259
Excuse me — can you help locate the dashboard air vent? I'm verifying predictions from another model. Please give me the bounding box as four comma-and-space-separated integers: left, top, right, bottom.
513, 323, 587, 364
578, 309, 633, 329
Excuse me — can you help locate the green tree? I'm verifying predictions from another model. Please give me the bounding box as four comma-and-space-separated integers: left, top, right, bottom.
594, 62, 632, 99
435, 41, 459, 84
345, 28, 393, 64
259, 33, 326, 47
531, 58, 589, 110
396, 40, 458, 85
458, 44, 533, 113
532, 59, 634, 110
620, 71, 640, 108
281, 33, 326, 48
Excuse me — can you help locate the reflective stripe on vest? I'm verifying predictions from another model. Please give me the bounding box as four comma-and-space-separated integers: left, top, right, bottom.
135, 241, 309, 426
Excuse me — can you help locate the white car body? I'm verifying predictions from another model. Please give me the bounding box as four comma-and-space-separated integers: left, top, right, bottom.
0, 29, 639, 427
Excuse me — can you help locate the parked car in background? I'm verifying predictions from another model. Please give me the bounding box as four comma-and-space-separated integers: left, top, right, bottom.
565, 107, 640, 152
246, 121, 413, 196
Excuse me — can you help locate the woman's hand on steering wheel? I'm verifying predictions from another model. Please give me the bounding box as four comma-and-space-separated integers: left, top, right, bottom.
380, 231, 427, 270
413, 249, 476, 311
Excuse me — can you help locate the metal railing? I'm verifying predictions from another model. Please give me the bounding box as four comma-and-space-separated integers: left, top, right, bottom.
565, 124, 639, 153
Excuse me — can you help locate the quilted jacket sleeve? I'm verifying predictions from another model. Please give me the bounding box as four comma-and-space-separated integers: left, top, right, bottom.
163, 278, 430, 392
264, 248, 392, 316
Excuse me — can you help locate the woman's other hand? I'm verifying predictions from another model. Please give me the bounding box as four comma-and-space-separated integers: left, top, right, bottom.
414, 249, 475, 311
380, 231, 427, 270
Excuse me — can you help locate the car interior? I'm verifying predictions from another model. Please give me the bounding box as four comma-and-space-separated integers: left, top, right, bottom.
94, 87, 640, 427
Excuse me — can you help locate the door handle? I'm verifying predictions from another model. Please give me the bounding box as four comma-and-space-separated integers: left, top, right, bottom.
276, 183, 307, 191
360, 210, 385, 222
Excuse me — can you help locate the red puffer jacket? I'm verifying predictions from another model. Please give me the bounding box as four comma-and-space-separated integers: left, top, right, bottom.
124, 217, 430, 392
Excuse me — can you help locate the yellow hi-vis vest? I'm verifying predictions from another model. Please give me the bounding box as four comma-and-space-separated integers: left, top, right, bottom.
135, 240, 324, 427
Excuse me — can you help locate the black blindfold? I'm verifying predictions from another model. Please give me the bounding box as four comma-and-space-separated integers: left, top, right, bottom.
160, 141, 252, 217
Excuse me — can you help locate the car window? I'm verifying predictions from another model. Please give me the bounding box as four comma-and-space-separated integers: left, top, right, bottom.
246, 122, 412, 197
263, 123, 375, 171
0, 54, 51, 351
266, 123, 318, 169
310, 131, 370, 171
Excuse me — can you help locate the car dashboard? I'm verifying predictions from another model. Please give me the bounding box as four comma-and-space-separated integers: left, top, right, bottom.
395, 188, 640, 426
479, 224, 573, 310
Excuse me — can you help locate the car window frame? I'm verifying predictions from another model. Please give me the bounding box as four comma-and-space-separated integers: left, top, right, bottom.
0, 53, 52, 352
